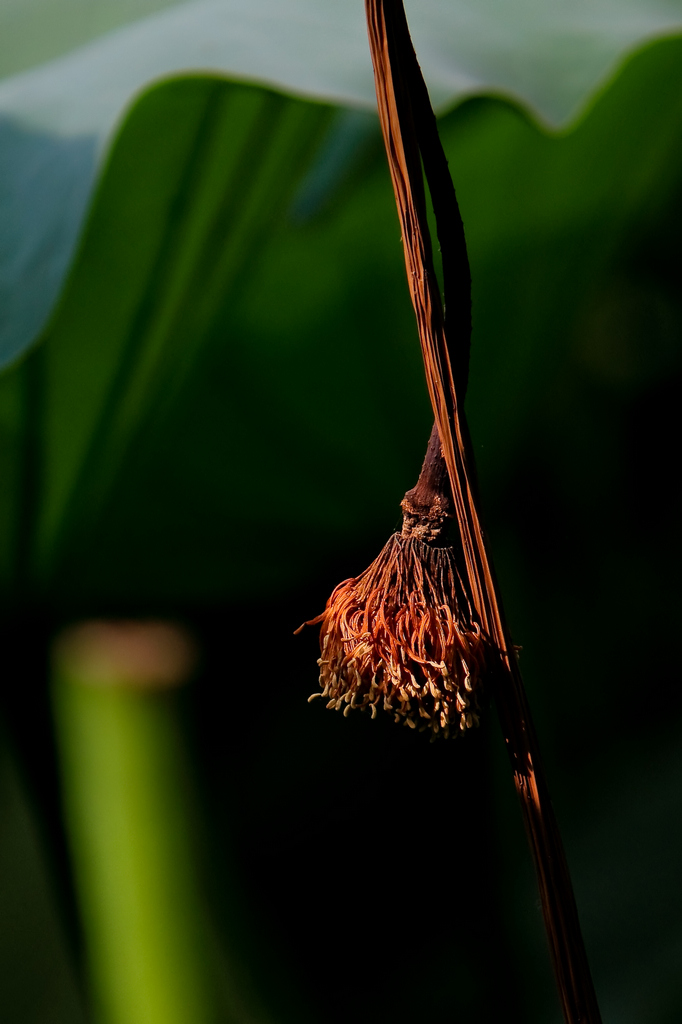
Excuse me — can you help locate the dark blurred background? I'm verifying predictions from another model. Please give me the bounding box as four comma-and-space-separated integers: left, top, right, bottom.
0, 36, 681, 1024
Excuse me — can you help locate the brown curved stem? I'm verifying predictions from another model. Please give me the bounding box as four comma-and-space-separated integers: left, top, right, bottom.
364, 1, 602, 1020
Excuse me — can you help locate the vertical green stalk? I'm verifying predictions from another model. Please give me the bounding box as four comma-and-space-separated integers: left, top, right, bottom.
51, 621, 213, 1024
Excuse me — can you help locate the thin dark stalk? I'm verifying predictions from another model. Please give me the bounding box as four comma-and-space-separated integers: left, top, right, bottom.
389, 15, 473, 399
364, 1, 602, 1021
400, 422, 453, 542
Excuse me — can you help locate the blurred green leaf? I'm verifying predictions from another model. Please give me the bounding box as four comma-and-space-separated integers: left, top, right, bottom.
1, 77, 430, 606
33, 80, 334, 579
453, 36, 682, 475
2, 0, 681, 369
1, 38, 682, 609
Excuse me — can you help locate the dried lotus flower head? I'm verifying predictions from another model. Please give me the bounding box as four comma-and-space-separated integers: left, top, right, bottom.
298, 426, 489, 739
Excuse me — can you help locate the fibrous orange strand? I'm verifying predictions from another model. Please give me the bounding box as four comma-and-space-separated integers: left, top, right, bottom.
304, 534, 488, 738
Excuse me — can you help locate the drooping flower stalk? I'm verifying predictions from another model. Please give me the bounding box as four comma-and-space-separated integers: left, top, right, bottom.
303, 1, 603, 1021
302, 425, 488, 739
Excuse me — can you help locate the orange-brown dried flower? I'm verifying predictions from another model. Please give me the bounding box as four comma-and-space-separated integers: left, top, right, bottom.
302, 533, 488, 739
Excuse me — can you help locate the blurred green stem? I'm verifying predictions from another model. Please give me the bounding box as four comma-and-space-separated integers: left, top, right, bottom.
51, 622, 213, 1024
